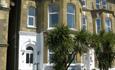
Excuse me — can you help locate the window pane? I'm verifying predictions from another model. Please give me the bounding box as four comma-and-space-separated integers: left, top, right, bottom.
102, 0, 107, 5
49, 4, 59, 28
26, 46, 33, 50
49, 4, 59, 12
96, 18, 101, 33
82, 0, 86, 6
29, 17, 34, 26
96, 0, 99, 3
49, 54, 54, 63
82, 16, 87, 31
26, 54, 29, 63
106, 27, 111, 32
105, 18, 111, 32
102, 0, 107, 8
29, 7, 35, 16
82, 25, 86, 31
30, 54, 33, 63
67, 4, 75, 13
96, 0, 100, 9
82, 16, 86, 24
49, 14, 58, 27
106, 18, 111, 26
67, 14, 75, 28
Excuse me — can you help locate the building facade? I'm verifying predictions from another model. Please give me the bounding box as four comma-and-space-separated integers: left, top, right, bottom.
0, 0, 10, 70
5, 0, 115, 70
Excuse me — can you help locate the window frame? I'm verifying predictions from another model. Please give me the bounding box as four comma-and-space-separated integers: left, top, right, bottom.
48, 4, 59, 29
48, 49, 54, 64
102, 0, 107, 9
26, 46, 34, 64
81, 15, 87, 31
67, 3, 76, 29
81, 0, 87, 8
27, 6, 36, 28
95, 17, 102, 33
105, 17, 111, 32
96, 0, 100, 9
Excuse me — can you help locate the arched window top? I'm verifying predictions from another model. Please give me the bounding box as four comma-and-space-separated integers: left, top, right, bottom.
67, 3, 75, 13
96, 17, 101, 21
26, 46, 33, 51
49, 4, 59, 12
28, 6, 35, 16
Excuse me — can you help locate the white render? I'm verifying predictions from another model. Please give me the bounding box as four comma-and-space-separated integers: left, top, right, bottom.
18, 31, 96, 70
18, 31, 44, 70
82, 49, 95, 70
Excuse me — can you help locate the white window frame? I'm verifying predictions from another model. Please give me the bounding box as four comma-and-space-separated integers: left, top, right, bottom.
26, 46, 34, 65
105, 17, 111, 32
81, 0, 86, 8
67, 4, 76, 29
102, 0, 107, 9
81, 15, 87, 31
27, 6, 36, 28
95, 18, 101, 34
48, 49, 54, 64
96, 0, 100, 9
26, 50, 33, 64
48, 4, 59, 30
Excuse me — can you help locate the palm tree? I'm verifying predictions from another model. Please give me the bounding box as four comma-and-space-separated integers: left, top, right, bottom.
47, 25, 96, 70
47, 25, 74, 70
94, 32, 115, 70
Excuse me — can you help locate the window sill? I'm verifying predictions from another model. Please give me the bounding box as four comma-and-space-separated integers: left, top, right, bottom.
0, 3, 8, 8
69, 28, 77, 31
47, 27, 56, 30
27, 26, 36, 29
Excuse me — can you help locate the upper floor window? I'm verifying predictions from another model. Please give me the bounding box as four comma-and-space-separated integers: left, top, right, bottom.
27, 6, 36, 28
96, 0, 100, 9
81, 15, 87, 31
102, 0, 107, 9
81, 0, 86, 7
48, 4, 59, 28
67, 4, 75, 28
96, 0, 107, 9
96, 18, 101, 33
105, 17, 111, 32
26, 46, 33, 64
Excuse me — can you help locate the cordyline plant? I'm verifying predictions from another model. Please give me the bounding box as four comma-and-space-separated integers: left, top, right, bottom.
47, 25, 74, 70
93, 31, 115, 70
47, 25, 92, 70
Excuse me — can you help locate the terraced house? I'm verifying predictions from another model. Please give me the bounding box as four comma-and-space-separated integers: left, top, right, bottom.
0, 0, 115, 70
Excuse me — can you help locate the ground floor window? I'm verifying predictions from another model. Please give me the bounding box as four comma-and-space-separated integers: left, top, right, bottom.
26, 46, 33, 64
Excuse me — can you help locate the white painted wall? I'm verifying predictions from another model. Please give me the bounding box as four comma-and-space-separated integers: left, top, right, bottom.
18, 31, 44, 70
83, 49, 95, 70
